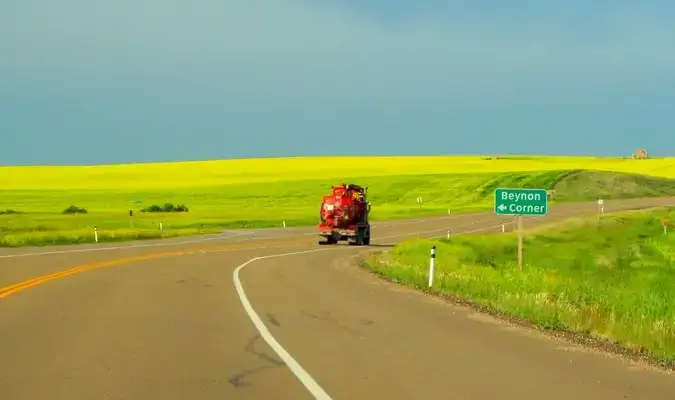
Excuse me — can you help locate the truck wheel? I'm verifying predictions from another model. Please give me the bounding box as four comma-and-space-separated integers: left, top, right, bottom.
353, 227, 365, 245
362, 227, 370, 245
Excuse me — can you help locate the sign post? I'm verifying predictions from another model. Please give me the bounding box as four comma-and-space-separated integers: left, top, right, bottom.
494, 188, 548, 270
663, 219, 669, 235
517, 214, 523, 268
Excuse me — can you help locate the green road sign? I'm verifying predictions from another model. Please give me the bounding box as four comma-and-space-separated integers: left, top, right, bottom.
494, 188, 548, 216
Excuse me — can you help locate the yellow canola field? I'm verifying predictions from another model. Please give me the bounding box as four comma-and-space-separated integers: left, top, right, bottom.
1, 155, 674, 190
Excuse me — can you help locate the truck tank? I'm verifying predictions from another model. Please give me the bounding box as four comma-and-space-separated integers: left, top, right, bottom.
318, 183, 371, 245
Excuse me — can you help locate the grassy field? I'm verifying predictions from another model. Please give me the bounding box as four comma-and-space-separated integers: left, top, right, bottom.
2, 155, 675, 247
362, 206, 675, 365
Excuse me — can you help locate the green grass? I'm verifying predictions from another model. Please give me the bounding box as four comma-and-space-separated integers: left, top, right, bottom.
362, 207, 675, 365
2, 169, 675, 247
553, 170, 675, 201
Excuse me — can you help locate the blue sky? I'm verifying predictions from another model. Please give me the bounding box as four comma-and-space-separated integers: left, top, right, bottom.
2, 0, 674, 165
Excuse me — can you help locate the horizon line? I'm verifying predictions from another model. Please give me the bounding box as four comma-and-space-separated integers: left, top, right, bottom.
0, 153, 664, 168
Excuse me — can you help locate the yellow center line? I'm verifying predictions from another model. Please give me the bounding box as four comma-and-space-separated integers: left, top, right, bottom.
0, 237, 315, 299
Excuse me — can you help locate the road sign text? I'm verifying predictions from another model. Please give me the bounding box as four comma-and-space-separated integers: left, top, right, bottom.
494, 188, 548, 216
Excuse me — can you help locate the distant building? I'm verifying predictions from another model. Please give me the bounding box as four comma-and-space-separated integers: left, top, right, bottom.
632, 148, 648, 159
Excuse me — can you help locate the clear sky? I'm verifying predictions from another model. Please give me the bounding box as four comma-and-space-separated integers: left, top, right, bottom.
2, 0, 674, 165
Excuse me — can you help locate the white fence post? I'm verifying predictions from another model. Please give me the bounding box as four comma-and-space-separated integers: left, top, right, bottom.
428, 246, 436, 287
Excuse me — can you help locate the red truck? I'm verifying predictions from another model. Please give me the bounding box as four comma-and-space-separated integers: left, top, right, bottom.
318, 183, 371, 245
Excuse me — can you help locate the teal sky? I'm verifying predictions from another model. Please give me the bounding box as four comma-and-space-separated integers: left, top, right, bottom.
2, 0, 674, 165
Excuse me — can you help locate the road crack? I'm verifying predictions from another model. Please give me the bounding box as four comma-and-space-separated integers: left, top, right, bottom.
228, 334, 285, 388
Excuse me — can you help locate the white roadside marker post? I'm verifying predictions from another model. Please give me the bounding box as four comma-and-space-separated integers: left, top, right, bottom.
93, 226, 98, 243
428, 246, 436, 288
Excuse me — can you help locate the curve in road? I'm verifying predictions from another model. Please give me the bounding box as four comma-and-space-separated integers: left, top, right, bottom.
1, 196, 674, 399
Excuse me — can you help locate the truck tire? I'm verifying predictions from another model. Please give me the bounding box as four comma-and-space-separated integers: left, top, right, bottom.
352, 227, 365, 245
362, 227, 370, 245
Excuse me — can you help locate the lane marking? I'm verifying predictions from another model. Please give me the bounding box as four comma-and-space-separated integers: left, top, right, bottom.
0, 238, 319, 299
233, 248, 338, 400
0, 231, 255, 259
377, 223, 508, 242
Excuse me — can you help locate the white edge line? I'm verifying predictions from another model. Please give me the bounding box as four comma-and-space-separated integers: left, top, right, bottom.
230, 220, 548, 399
233, 248, 336, 400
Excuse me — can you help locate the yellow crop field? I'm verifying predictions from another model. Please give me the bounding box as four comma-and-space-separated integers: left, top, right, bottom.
2, 155, 675, 190
2, 154, 675, 248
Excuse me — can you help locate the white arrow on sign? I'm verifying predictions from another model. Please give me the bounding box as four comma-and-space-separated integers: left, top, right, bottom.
497, 204, 507, 211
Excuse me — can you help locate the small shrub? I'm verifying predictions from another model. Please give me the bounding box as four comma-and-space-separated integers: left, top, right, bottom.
0, 209, 22, 215
141, 204, 163, 213
141, 203, 189, 213
62, 205, 88, 214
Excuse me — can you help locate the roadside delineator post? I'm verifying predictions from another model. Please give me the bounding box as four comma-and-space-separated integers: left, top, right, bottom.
93, 226, 98, 243
598, 199, 604, 214
159, 220, 163, 232
428, 246, 436, 288
447, 230, 450, 239
282, 221, 286, 228
501, 224, 505, 232
663, 219, 669, 235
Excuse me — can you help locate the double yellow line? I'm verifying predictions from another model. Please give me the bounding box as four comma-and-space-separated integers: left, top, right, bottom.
0, 237, 314, 299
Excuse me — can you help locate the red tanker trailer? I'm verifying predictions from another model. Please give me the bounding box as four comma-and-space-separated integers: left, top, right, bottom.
318, 183, 371, 245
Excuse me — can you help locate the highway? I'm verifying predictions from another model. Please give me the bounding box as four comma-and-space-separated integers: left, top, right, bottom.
1, 196, 675, 399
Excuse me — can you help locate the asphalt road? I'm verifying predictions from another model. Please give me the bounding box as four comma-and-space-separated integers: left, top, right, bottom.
1, 197, 675, 399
